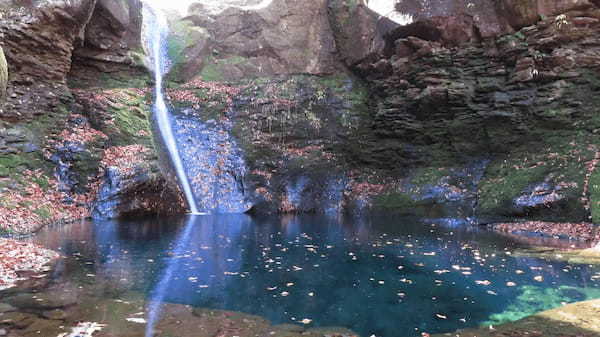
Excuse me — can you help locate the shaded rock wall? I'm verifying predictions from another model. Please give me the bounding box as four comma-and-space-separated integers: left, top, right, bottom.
74, 0, 143, 67
0, 0, 97, 121
348, 5, 600, 222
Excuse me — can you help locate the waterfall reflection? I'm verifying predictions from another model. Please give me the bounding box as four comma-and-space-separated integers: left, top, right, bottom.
144, 214, 251, 336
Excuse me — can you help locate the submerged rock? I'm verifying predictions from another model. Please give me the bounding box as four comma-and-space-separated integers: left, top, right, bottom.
432, 298, 600, 337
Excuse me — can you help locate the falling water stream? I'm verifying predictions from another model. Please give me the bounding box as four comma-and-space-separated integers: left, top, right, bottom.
141, 2, 204, 335
143, 1, 200, 215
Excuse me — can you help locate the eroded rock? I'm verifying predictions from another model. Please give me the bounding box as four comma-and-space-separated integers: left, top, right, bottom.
165, 0, 342, 81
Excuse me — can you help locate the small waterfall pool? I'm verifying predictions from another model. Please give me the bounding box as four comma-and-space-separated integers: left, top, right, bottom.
11, 214, 600, 337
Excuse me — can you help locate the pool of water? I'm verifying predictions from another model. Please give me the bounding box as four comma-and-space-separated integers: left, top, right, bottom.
27, 214, 600, 337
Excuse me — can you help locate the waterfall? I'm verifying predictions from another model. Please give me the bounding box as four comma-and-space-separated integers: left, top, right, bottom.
142, 1, 200, 215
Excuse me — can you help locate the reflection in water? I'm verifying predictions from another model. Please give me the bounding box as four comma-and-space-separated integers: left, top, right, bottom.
30, 214, 600, 337
145, 215, 197, 337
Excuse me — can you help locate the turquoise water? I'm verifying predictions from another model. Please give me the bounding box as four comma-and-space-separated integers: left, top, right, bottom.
32, 214, 600, 337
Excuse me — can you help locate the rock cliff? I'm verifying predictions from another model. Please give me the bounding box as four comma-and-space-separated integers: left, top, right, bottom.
1, 0, 600, 233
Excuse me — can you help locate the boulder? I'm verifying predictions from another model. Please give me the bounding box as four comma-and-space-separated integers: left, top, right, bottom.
92, 165, 186, 220
74, 0, 143, 64
395, 0, 514, 39
496, 0, 598, 30
168, 0, 342, 81
328, 0, 398, 67
384, 14, 479, 53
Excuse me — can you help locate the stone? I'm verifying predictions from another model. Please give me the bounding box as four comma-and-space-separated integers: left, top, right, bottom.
164, 21, 212, 82
4, 292, 78, 311
431, 298, 600, 337
386, 14, 479, 48
171, 0, 342, 81
0, 312, 37, 329
42, 309, 67, 320
329, 0, 398, 67
0, 303, 15, 314
76, 0, 142, 61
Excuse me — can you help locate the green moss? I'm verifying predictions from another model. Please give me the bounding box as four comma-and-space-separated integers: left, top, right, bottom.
590, 166, 600, 224
113, 107, 151, 145
485, 285, 600, 326
167, 20, 200, 64
71, 146, 103, 192
24, 105, 70, 142
167, 20, 210, 80
221, 55, 248, 65
33, 206, 52, 221
410, 167, 449, 187
0, 152, 49, 180
199, 60, 225, 82
478, 134, 594, 219
104, 90, 153, 147
372, 192, 419, 213
32, 175, 50, 191
97, 72, 151, 89
478, 162, 547, 213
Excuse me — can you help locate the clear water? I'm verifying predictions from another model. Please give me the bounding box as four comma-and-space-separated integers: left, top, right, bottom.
30, 214, 600, 337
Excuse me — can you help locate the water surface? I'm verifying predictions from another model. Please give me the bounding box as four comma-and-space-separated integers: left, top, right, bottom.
31, 214, 600, 337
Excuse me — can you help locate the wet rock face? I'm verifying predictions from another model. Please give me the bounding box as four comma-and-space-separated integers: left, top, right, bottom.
167, 0, 342, 81
171, 113, 253, 213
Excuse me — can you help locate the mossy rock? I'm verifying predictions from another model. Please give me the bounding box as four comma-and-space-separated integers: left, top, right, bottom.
166, 19, 212, 82
477, 134, 594, 222
372, 192, 421, 214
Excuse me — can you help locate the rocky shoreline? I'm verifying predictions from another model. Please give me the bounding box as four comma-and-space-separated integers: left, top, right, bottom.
0, 238, 58, 293
492, 221, 600, 245
431, 298, 600, 337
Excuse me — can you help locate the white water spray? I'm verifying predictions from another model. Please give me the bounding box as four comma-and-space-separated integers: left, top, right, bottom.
143, 1, 200, 214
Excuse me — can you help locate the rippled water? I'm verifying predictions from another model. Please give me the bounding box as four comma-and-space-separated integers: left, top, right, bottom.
30, 215, 600, 337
